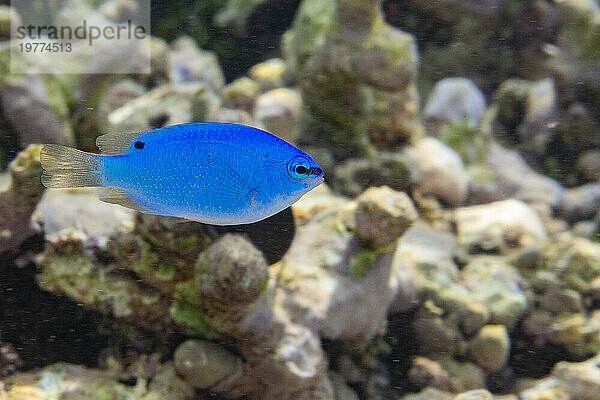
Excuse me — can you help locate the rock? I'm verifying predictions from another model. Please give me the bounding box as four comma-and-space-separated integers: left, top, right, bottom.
393, 222, 464, 315
557, 183, 600, 223
468, 143, 564, 209
423, 78, 487, 134
191, 87, 222, 121
461, 257, 528, 330
512, 246, 544, 271
548, 0, 600, 130
455, 199, 547, 253
439, 119, 488, 166
400, 0, 552, 93
285, 0, 422, 158
0, 341, 20, 378
437, 357, 487, 393
469, 325, 510, 373
210, 107, 254, 125
168, 36, 225, 93
0, 6, 21, 41
215, 0, 271, 35
0, 145, 44, 253
545, 237, 600, 298
519, 79, 557, 153
195, 234, 269, 331
333, 151, 418, 197
249, 58, 288, 90
519, 382, 568, 400
413, 300, 467, 356
0, 75, 73, 146
254, 88, 303, 143
295, 373, 335, 400
538, 286, 583, 314
36, 189, 135, 244
557, 103, 600, 159
408, 356, 452, 391
335, 355, 363, 385
149, 362, 195, 400
103, 216, 211, 302
492, 78, 558, 159
105, 83, 202, 133
280, 243, 401, 340
397, 226, 528, 335
454, 390, 494, 400
222, 77, 260, 113
576, 150, 600, 182
8, 0, 149, 78
354, 186, 418, 248
400, 387, 454, 400
168, 227, 327, 399
173, 340, 242, 389
406, 137, 468, 206
148, 37, 170, 84
551, 353, 600, 399
243, 191, 421, 342
5, 361, 185, 399
328, 372, 359, 400
101, 0, 140, 22
291, 183, 347, 226
524, 294, 600, 357
38, 234, 173, 331
97, 80, 146, 133
519, 353, 600, 400
364, 360, 393, 400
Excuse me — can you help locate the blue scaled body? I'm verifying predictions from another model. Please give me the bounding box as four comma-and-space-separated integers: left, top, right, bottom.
40, 122, 324, 225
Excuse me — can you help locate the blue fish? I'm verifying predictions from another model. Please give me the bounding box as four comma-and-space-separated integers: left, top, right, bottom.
40, 122, 324, 225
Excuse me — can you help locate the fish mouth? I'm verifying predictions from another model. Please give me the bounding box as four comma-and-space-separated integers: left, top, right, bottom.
310, 175, 325, 188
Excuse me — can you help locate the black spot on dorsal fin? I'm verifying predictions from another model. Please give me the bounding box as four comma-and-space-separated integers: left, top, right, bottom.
134, 141, 145, 149
96, 131, 146, 155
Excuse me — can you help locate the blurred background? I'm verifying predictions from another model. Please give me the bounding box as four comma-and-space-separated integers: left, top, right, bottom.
0, 0, 600, 399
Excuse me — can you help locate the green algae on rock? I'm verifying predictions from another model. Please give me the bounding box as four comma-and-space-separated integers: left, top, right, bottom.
38, 235, 173, 331
285, 0, 423, 159
423, 78, 487, 137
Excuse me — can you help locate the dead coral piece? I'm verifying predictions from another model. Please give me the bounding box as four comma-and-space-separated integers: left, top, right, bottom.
355, 186, 418, 248
0, 144, 44, 253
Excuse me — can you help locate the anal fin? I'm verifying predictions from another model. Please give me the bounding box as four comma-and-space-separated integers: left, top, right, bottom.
99, 187, 156, 214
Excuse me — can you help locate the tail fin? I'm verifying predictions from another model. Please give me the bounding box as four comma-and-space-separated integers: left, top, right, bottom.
40, 144, 103, 188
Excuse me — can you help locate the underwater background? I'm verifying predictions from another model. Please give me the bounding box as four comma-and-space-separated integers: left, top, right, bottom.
1, 0, 600, 399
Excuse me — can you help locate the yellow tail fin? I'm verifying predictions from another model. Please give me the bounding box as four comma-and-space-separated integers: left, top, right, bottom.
40, 144, 103, 188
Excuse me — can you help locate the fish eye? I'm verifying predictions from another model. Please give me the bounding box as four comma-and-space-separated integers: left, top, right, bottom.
287, 156, 311, 181
295, 165, 308, 175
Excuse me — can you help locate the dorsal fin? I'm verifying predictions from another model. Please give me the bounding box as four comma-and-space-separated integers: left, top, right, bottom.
95, 131, 147, 155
